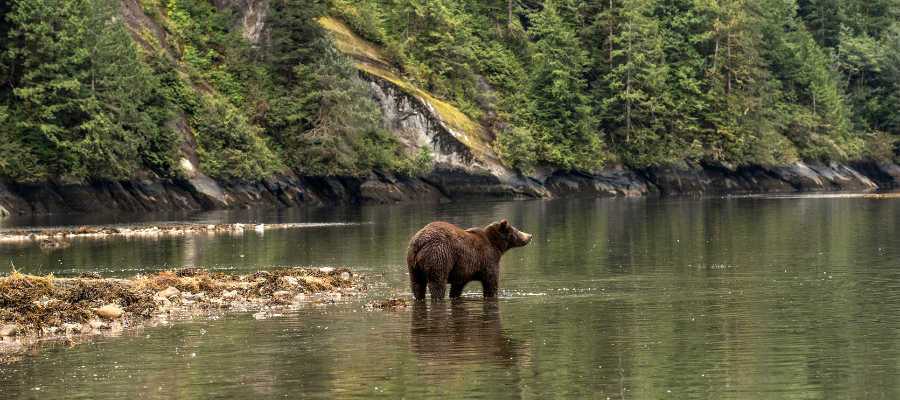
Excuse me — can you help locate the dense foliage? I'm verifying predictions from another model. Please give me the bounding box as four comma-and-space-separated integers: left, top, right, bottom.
0, 0, 418, 182
1, 0, 899, 182
356, 0, 900, 170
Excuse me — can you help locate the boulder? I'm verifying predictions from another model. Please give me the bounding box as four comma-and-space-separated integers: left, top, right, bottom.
158, 286, 181, 298
95, 304, 123, 319
0, 324, 17, 337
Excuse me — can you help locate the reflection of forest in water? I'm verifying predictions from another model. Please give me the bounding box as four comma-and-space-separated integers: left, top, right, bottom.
2, 196, 900, 397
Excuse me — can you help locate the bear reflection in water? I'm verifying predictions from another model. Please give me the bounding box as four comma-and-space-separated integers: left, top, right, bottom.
409, 299, 521, 367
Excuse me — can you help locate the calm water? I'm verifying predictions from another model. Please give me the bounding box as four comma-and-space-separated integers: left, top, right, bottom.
1, 195, 900, 398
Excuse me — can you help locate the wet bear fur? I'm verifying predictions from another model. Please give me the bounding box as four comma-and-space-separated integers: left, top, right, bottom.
406, 220, 533, 300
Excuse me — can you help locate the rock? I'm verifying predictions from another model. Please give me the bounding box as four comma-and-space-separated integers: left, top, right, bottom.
366, 298, 410, 309
281, 276, 299, 287
178, 173, 229, 209
89, 320, 107, 329
339, 272, 351, 280
0, 204, 9, 218
154, 296, 172, 307
62, 323, 82, 334
252, 311, 268, 320
95, 304, 123, 319
272, 291, 292, 302
230, 300, 246, 308
158, 286, 180, 298
182, 292, 204, 301
108, 321, 124, 333
80, 270, 102, 279
227, 282, 252, 290
0, 324, 17, 337
222, 290, 239, 299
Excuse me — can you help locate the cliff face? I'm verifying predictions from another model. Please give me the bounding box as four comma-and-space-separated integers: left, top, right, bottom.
210, 0, 269, 45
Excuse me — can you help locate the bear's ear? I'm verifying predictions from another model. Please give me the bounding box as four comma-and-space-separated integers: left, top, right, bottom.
499, 220, 509, 231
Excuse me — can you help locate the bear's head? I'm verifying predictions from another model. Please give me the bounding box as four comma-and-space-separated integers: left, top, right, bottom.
490, 220, 532, 250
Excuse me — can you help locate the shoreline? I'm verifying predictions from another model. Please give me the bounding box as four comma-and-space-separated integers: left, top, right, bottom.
1, 160, 898, 217
0, 267, 366, 362
0, 222, 360, 249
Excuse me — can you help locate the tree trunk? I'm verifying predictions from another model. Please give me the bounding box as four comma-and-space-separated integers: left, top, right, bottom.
820, 4, 825, 46
626, 13, 632, 141
726, 30, 732, 94
609, 0, 613, 67
711, 11, 720, 76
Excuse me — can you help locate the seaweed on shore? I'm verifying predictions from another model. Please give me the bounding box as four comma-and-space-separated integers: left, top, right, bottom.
0, 272, 157, 335
0, 267, 362, 342
366, 298, 410, 309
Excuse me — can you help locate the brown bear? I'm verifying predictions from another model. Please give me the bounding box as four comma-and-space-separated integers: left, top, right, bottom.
406, 220, 532, 300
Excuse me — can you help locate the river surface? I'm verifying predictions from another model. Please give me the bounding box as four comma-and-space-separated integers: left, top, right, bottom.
1, 194, 899, 398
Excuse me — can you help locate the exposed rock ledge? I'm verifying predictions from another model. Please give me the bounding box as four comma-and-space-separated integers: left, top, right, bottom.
0, 160, 897, 216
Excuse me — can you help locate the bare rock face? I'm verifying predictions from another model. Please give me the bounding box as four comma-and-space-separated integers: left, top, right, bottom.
850, 161, 900, 189
210, 0, 269, 46
356, 173, 448, 204
178, 172, 229, 209
540, 165, 655, 198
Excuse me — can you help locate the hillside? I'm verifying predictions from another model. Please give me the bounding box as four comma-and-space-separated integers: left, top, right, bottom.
1, 0, 900, 215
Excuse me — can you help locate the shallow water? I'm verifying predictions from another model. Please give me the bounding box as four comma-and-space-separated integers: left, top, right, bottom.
1, 194, 900, 398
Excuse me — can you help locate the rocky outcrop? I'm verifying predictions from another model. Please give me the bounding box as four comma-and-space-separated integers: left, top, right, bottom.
850, 161, 900, 189
539, 165, 656, 197
211, 0, 269, 46
639, 161, 880, 196
1, 161, 895, 216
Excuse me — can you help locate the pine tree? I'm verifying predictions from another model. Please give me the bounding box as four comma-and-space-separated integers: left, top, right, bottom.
600, 0, 677, 166
5, 0, 180, 179
527, 1, 603, 171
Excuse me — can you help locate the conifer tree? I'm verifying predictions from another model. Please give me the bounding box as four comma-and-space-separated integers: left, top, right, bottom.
527, 1, 603, 171
4, 0, 179, 179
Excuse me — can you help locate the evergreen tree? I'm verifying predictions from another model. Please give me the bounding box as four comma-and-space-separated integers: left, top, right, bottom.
3, 0, 180, 180
601, 0, 678, 166
527, 1, 603, 171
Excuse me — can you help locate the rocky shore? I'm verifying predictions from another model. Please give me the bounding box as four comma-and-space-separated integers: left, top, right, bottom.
0, 267, 363, 362
0, 160, 898, 217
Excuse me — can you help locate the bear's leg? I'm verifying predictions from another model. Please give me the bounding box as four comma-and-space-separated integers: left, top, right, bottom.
449, 283, 467, 298
410, 270, 427, 300
428, 281, 447, 301
482, 276, 499, 298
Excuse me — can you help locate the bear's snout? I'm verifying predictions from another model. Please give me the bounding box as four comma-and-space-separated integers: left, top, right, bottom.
519, 231, 533, 244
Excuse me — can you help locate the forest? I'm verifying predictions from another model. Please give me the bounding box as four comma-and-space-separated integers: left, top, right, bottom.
0, 0, 898, 182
